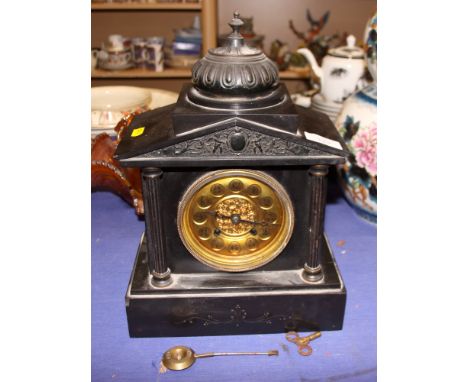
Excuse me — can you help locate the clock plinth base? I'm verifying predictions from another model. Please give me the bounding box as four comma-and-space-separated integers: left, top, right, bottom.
126, 234, 346, 338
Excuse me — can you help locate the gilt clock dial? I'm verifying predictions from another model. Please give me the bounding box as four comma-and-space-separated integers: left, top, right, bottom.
177, 169, 294, 272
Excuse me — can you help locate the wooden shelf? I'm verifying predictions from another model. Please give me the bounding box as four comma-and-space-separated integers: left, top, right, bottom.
92, 67, 310, 80
91, 2, 202, 11
279, 69, 310, 79
92, 67, 192, 78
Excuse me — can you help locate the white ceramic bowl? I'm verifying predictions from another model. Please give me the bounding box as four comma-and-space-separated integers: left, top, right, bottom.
148, 88, 179, 109
91, 87, 179, 137
91, 86, 152, 129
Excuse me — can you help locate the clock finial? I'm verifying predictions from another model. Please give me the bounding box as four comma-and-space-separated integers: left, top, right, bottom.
228, 11, 244, 36
189, 10, 280, 98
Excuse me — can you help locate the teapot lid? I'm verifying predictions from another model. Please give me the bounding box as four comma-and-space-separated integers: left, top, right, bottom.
328, 35, 364, 59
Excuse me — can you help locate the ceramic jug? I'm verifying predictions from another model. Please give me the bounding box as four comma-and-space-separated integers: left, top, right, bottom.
334, 13, 377, 222
298, 35, 365, 104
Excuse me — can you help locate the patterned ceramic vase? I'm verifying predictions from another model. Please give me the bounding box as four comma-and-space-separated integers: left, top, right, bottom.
334, 12, 377, 222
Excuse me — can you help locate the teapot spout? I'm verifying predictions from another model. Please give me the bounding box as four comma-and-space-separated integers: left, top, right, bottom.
297, 48, 323, 79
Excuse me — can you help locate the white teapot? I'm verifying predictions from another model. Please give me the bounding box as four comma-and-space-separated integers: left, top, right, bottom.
298, 35, 365, 104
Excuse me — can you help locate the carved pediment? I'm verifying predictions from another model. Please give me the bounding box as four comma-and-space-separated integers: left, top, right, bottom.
140, 127, 325, 159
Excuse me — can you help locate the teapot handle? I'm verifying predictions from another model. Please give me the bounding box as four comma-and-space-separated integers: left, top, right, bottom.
297, 48, 323, 80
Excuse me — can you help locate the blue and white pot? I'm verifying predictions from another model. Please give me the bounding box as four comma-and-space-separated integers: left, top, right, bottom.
335, 12, 377, 222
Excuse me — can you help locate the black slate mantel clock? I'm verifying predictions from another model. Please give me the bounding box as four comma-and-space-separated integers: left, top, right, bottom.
115, 12, 349, 338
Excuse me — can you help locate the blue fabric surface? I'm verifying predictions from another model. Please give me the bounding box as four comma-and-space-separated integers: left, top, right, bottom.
92, 186, 376, 382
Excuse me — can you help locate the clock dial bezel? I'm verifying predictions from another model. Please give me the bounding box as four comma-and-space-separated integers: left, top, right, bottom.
177, 169, 295, 272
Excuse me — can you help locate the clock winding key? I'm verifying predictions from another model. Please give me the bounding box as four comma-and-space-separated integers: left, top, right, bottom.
286, 331, 322, 356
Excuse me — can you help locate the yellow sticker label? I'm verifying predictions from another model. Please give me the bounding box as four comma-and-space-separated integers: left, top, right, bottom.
131, 127, 145, 137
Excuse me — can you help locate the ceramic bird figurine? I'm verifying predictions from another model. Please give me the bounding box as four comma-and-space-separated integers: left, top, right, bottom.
289, 9, 339, 65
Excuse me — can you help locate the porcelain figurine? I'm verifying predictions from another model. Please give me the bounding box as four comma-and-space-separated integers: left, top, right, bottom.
289, 9, 339, 65
298, 35, 366, 104
334, 12, 377, 222
269, 39, 291, 71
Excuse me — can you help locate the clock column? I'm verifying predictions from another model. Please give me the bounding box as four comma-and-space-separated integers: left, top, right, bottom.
302, 164, 329, 283
142, 167, 172, 287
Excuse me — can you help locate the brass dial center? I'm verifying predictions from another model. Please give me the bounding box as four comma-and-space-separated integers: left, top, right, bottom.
215, 197, 256, 235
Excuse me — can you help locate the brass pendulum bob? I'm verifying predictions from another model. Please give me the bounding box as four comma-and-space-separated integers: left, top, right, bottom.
162, 345, 279, 371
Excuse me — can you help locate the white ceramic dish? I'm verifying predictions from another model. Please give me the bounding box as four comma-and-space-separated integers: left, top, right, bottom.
311, 106, 340, 116
148, 88, 179, 109
311, 102, 341, 112
311, 106, 340, 115
311, 105, 339, 114
310, 97, 341, 122
310, 95, 342, 122
291, 93, 312, 108
92, 86, 152, 129
311, 100, 340, 109
311, 94, 342, 110
311, 103, 339, 111
91, 87, 178, 137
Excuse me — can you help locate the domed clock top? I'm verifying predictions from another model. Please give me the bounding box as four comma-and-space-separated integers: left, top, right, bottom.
191, 11, 279, 95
